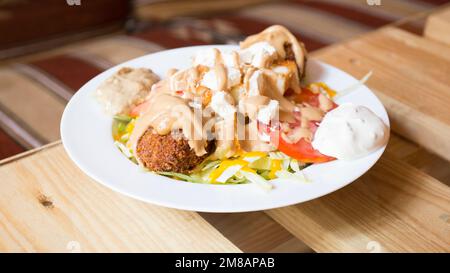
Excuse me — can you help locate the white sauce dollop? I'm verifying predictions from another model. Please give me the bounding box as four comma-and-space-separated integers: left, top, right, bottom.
312, 103, 389, 160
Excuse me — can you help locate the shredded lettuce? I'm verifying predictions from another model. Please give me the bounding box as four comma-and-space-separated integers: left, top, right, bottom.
120, 133, 130, 142
112, 111, 314, 188
117, 122, 127, 133
226, 176, 247, 184
240, 170, 273, 191
248, 157, 271, 170
157, 170, 248, 185
258, 170, 271, 180
268, 151, 290, 160
113, 114, 133, 123
202, 160, 221, 171
114, 141, 132, 158
281, 159, 290, 170
153, 154, 311, 188
289, 159, 300, 172
275, 170, 310, 184
157, 171, 204, 183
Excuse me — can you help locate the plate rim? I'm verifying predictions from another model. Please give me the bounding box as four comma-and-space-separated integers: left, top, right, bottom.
61, 45, 389, 213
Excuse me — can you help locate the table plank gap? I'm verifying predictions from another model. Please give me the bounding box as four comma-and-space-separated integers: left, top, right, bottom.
201, 212, 313, 253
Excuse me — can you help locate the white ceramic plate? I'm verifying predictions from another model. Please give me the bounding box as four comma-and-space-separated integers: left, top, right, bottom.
61, 45, 389, 212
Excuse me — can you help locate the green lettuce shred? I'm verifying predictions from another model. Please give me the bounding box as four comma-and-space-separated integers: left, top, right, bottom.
157, 171, 204, 183
113, 114, 132, 123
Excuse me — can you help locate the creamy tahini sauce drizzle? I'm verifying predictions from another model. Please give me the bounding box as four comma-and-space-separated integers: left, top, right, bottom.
127, 26, 332, 160
240, 25, 307, 77
129, 48, 240, 159
127, 70, 209, 157
214, 64, 227, 91
244, 68, 296, 112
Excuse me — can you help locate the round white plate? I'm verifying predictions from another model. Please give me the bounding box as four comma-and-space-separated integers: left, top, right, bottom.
61, 45, 389, 212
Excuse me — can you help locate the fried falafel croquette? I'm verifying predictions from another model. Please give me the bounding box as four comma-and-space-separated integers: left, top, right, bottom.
136, 128, 210, 173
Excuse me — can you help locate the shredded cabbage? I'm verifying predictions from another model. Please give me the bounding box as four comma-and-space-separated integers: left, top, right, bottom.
202, 160, 220, 171
112, 111, 316, 188
114, 141, 132, 158
268, 151, 290, 160
240, 170, 273, 191
275, 170, 310, 184
289, 159, 300, 172
113, 114, 132, 123
120, 133, 130, 142
157, 171, 204, 183
226, 176, 247, 184
248, 157, 271, 170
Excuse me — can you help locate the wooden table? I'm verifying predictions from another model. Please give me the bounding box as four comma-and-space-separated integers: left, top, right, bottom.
1, 10, 450, 253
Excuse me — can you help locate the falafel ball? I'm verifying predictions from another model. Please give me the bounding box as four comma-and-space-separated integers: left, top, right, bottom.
136, 128, 211, 173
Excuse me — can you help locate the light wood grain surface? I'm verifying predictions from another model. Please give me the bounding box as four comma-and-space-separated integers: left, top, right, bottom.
266, 153, 450, 252
261, 26, 450, 252
0, 145, 240, 253
425, 6, 450, 46
1, 24, 450, 253
387, 135, 450, 186
312, 27, 450, 162
201, 211, 312, 253
260, 25, 450, 252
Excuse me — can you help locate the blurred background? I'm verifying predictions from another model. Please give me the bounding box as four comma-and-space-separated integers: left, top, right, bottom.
0, 0, 449, 160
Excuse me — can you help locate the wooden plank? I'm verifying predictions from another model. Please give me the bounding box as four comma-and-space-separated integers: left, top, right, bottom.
201, 212, 312, 253
266, 154, 450, 252
387, 135, 450, 186
0, 145, 240, 252
0, 141, 60, 166
311, 27, 450, 161
198, 134, 450, 253
425, 7, 450, 46
0, 143, 310, 253
263, 27, 450, 252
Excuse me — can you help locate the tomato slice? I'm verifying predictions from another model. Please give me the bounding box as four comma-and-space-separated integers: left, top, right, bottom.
270, 129, 335, 163
292, 88, 319, 106
259, 120, 335, 164
268, 87, 336, 163
291, 87, 338, 110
